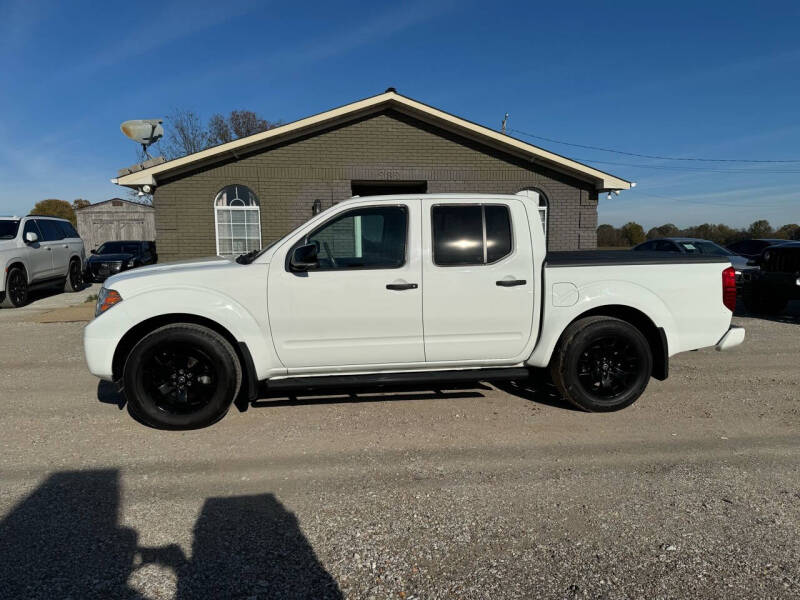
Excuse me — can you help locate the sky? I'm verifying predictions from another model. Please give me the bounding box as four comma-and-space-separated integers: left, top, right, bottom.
0, 0, 798, 230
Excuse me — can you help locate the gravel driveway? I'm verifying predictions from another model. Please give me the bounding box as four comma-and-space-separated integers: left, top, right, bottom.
0, 299, 798, 599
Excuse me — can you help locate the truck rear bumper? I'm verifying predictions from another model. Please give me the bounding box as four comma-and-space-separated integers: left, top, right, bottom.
715, 325, 745, 351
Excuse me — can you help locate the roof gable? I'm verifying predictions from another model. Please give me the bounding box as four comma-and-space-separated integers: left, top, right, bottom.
114, 91, 630, 191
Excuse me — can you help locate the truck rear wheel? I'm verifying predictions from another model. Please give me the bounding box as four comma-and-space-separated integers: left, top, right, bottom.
122, 323, 242, 429
550, 316, 652, 412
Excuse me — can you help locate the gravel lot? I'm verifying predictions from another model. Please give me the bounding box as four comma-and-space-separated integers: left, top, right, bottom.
0, 291, 798, 599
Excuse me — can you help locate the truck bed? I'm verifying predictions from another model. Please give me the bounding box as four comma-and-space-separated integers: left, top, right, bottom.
545, 250, 730, 268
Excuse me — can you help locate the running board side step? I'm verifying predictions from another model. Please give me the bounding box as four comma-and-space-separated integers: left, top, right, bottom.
261, 367, 531, 394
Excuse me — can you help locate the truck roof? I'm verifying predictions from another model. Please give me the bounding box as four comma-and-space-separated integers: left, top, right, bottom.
342, 192, 538, 204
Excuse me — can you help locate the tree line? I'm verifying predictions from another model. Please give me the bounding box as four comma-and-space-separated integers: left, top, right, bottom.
160, 108, 281, 160
597, 220, 800, 248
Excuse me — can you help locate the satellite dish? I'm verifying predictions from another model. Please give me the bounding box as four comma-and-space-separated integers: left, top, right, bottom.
120, 119, 164, 158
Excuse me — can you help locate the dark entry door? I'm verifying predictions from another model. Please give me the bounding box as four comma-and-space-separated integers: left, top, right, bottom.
351, 180, 427, 196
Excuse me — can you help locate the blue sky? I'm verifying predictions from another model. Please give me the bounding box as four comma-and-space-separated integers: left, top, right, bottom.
1, 0, 798, 230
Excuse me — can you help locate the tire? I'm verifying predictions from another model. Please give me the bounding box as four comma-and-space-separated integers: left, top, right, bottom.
64, 258, 83, 292
1, 267, 29, 308
550, 316, 652, 412
122, 323, 242, 430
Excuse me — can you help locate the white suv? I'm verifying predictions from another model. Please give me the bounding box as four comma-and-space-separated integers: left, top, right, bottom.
0, 215, 86, 308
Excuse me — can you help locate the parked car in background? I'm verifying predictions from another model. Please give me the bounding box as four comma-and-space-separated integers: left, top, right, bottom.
86, 241, 157, 283
726, 238, 787, 260
633, 237, 750, 283
741, 241, 800, 315
0, 215, 85, 308
84, 193, 743, 430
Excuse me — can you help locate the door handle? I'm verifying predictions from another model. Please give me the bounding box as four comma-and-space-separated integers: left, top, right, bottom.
496, 279, 526, 287
63, 244, 69, 248
386, 282, 418, 291
46, 247, 52, 251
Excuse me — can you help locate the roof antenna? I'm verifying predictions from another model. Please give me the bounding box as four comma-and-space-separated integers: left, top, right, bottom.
501, 113, 509, 134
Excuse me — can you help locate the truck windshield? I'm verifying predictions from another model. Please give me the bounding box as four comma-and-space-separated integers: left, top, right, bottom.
0, 220, 20, 240
97, 242, 141, 254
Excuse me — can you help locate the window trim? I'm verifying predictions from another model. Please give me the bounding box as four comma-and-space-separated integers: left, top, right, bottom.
430, 203, 515, 268
284, 204, 409, 273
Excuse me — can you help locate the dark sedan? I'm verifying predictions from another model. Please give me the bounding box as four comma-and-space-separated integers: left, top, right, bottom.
86, 241, 157, 282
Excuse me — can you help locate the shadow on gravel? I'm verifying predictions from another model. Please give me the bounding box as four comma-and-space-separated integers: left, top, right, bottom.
491, 378, 581, 411
0, 470, 342, 599
253, 383, 489, 409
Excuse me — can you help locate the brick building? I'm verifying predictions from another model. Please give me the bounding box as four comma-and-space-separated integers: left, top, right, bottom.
114, 90, 631, 263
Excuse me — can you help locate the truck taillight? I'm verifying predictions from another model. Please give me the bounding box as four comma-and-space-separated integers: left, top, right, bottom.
722, 266, 736, 312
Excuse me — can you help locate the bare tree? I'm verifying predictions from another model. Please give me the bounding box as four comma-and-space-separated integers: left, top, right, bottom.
161, 108, 281, 159
228, 110, 278, 138
163, 108, 209, 160
207, 113, 233, 146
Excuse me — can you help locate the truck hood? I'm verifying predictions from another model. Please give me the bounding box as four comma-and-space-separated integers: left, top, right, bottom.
104, 256, 236, 290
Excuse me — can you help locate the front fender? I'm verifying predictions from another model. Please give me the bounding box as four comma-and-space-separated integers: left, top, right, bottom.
527, 279, 679, 368
83, 286, 284, 381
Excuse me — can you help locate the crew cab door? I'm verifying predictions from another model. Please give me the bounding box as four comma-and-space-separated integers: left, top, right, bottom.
422, 198, 535, 362
21, 219, 52, 281
37, 219, 70, 277
268, 200, 424, 371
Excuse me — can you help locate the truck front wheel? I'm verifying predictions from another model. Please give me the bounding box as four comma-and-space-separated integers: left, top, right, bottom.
122, 323, 242, 429
550, 316, 652, 412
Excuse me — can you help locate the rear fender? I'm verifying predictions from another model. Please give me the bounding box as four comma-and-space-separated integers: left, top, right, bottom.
527, 280, 678, 368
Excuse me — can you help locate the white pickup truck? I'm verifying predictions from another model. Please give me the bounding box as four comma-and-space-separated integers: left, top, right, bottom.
84, 193, 744, 429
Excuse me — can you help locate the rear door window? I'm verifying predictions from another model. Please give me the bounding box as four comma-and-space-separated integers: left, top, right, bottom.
432, 204, 513, 266
36, 219, 64, 241
432, 205, 484, 265
57, 221, 80, 239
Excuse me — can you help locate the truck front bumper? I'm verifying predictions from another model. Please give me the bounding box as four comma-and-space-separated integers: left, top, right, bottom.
715, 325, 745, 351
83, 318, 117, 381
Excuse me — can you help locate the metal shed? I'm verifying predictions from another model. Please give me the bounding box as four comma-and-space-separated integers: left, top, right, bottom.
75, 198, 156, 250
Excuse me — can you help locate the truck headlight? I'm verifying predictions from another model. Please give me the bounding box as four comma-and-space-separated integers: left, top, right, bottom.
96, 288, 122, 317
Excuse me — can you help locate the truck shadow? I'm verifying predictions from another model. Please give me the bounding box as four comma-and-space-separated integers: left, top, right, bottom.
252, 384, 489, 409
491, 378, 581, 411
99, 379, 576, 414
0, 469, 342, 599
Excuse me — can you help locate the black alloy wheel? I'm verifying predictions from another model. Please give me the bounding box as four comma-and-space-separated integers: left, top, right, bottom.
576, 335, 642, 403
550, 316, 652, 412
142, 341, 218, 415
1, 267, 28, 308
123, 323, 242, 429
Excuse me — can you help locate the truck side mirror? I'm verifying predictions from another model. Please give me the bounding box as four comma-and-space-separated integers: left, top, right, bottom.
24, 231, 38, 244
289, 243, 319, 271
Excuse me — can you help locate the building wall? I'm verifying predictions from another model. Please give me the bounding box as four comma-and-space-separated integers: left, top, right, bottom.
153, 110, 598, 262
76, 201, 156, 251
